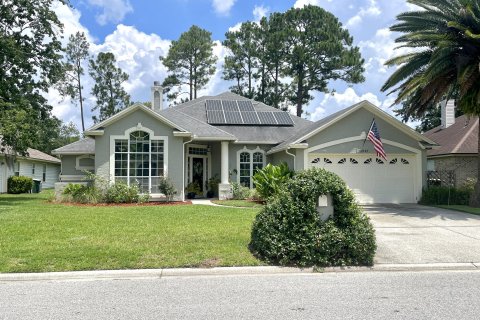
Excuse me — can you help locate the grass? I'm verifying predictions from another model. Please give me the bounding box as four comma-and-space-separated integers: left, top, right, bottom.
211, 199, 264, 208
436, 205, 480, 216
0, 190, 263, 273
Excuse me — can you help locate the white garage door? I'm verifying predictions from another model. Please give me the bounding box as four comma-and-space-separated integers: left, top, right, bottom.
308, 154, 416, 204
0, 164, 6, 193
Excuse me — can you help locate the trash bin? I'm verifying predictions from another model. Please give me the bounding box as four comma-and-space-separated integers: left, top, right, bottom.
32, 179, 42, 193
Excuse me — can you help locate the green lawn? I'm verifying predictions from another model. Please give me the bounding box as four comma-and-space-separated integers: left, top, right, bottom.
436, 205, 480, 216
0, 191, 263, 273
211, 199, 264, 208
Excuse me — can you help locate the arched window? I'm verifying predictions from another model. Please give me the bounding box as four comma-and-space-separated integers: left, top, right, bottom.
237, 148, 265, 188
114, 130, 165, 194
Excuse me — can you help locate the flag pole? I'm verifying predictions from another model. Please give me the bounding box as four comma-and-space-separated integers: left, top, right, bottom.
362, 117, 375, 149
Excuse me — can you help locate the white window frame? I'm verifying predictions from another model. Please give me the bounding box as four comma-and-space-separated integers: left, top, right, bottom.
32, 163, 35, 175
75, 155, 95, 171
109, 123, 168, 195
236, 146, 266, 188
14, 161, 20, 176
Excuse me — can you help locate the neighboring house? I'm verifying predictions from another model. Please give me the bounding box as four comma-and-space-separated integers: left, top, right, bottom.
424, 100, 478, 187
53, 83, 437, 204
0, 145, 61, 193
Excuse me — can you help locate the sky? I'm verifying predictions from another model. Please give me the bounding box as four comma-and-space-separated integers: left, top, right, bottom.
49, 0, 419, 130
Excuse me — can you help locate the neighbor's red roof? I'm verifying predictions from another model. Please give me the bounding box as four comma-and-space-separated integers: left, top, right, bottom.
423, 115, 478, 156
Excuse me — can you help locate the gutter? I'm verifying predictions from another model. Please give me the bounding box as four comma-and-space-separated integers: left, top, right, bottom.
182, 135, 194, 201
285, 148, 296, 169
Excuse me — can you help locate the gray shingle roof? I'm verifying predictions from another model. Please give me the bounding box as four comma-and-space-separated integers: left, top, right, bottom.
0, 138, 60, 163
52, 138, 95, 155
157, 108, 235, 140
170, 91, 312, 144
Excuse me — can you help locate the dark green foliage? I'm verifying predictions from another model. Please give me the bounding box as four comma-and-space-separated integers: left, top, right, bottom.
420, 186, 471, 205
62, 183, 102, 204
250, 168, 376, 267
89, 52, 131, 123
158, 177, 177, 202
252, 162, 293, 200
63, 180, 148, 204
0, 0, 66, 155
160, 25, 216, 101
7, 176, 33, 194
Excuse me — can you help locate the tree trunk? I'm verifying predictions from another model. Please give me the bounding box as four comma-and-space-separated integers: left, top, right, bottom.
296, 76, 303, 117
77, 64, 85, 132
469, 117, 480, 207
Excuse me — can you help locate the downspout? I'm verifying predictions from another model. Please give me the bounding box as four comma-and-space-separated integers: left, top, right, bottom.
285, 148, 296, 170
182, 136, 194, 201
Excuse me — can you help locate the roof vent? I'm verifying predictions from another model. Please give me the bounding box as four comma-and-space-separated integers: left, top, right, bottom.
440, 100, 455, 128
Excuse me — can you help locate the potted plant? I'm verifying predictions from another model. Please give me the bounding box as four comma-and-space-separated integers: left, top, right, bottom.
186, 182, 201, 199
206, 174, 220, 198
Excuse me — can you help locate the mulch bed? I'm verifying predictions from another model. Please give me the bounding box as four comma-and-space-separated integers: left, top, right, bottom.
50, 201, 192, 207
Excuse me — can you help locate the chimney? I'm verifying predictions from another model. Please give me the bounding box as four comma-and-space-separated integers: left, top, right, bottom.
441, 99, 455, 128
151, 81, 163, 111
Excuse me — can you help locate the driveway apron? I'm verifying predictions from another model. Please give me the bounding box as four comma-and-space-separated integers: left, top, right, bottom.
364, 204, 480, 264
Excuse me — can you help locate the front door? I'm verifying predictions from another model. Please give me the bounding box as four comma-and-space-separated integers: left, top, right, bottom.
192, 157, 205, 194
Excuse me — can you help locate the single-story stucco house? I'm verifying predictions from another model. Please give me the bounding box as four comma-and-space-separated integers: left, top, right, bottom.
52, 83, 437, 203
0, 145, 61, 193
424, 100, 478, 187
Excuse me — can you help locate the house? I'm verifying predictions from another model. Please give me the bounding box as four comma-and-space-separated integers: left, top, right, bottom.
0, 144, 61, 193
424, 100, 478, 187
52, 82, 437, 204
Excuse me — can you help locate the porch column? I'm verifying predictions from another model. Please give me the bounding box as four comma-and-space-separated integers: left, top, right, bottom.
219, 141, 232, 199
221, 141, 229, 184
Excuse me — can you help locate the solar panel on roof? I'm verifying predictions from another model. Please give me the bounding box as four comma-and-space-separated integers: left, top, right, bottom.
206, 100, 223, 111
257, 111, 277, 125
224, 111, 243, 124
222, 100, 239, 112
240, 111, 260, 125
206, 110, 225, 124
273, 112, 294, 126
237, 100, 255, 111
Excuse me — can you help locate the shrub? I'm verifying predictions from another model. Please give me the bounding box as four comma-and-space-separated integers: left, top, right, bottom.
252, 163, 294, 200
231, 182, 251, 200
420, 186, 471, 205
158, 177, 177, 202
7, 176, 33, 194
105, 182, 143, 203
62, 183, 101, 204
250, 168, 376, 267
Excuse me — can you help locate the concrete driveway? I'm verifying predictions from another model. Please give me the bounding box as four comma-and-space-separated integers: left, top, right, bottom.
364, 204, 480, 265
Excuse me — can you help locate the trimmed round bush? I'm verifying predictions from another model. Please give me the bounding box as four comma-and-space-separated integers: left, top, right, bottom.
250, 168, 376, 267
7, 176, 33, 194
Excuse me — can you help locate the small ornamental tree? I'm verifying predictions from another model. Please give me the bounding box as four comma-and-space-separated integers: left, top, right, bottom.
250, 168, 376, 267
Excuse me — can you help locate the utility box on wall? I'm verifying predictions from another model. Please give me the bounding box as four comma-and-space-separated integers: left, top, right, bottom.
317, 194, 334, 221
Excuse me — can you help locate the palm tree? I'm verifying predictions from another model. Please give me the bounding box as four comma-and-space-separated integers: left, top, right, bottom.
381, 0, 480, 206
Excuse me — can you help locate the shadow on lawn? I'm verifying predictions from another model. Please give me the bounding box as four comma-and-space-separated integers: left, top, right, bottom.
363, 203, 480, 222
0, 195, 44, 206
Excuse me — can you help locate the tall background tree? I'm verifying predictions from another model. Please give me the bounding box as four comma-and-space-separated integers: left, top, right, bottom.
381, 0, 480, 205
0, 0, 65, 155
222, 6, 364, 115
160, 25, 217, 102
89, 52, 131, 123
282, 5, 365, 117
57, 32, 90, 132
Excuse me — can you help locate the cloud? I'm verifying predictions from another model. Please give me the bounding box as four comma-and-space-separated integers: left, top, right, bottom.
212, 0, 236, 16
87, 0, 133, 26
346, 0, 381, 27
253, 5, 269, 21
294, 0, 322, 8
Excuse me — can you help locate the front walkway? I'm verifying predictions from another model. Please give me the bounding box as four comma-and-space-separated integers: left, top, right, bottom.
364, 204, 480, 264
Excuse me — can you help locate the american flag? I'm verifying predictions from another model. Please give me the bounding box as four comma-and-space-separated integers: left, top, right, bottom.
367, 119, 387, 160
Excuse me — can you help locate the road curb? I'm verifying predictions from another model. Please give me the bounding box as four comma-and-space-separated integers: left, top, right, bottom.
0, 263, 478, 282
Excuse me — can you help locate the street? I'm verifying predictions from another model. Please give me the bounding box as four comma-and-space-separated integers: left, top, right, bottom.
1, 270, 479, 319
